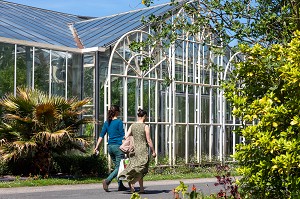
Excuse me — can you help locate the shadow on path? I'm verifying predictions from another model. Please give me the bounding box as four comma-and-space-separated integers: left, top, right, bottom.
120, 189, 172, 195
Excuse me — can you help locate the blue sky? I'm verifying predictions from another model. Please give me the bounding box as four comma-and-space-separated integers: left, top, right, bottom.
7, 0, 170, 17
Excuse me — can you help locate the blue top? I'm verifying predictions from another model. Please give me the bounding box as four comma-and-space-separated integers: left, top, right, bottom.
100, 119, 125, 145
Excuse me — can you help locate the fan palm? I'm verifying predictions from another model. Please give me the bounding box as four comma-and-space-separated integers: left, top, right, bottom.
0, 87, 93, 176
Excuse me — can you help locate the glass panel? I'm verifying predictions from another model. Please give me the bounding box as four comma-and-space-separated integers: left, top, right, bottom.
212, 126, 221, 158
16, 46, 32, 89
0, 43, 15, 95
99, 52, 109, 120
159, 90, 167, 123
200, 125, 210, 160
34, 48, 50, 93
201, 96, 209, 123
225, 126, 234, 160
111, 77, 123, 118
175, 124, 185, 163
175, 94, 186, 123
83, 54, 94, 99
155, 124, 168, 164
126, 78, 137, 122
142, 80, 150, 119
212, 88, 220, 123
51, 50, 67, 97
188, 92, 195, 123
67, 53, 82, 98
188, 125, 196, 163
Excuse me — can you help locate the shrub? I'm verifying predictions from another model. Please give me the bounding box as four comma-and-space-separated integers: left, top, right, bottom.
52, 153, 108, 177
223, 31, 300, 198
0, 158, 8, 176
0, 87, 93, 176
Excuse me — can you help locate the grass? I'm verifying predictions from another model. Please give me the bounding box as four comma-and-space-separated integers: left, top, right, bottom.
0, 165, 238, 188
0, 172, 216, 188
0, 177, 101, 188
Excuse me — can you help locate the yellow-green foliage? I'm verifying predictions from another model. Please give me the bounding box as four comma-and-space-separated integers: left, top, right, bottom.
223, 32, 300, 198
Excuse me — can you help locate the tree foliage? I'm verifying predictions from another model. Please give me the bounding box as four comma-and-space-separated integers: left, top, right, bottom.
223, 32, 300, 198
142, 0, 300, 47
137, 1, 300, 197
0, 87, 93, 176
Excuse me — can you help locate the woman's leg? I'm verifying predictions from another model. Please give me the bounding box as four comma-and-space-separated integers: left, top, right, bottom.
128, 181, 135, 193
138, 178, 145, 193
106, 145, 124, 183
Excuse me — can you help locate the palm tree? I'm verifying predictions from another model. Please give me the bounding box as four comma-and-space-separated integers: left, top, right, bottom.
0, 87, 93, 176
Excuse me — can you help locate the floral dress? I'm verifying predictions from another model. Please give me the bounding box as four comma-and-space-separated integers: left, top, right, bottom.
119, 123, 149, 184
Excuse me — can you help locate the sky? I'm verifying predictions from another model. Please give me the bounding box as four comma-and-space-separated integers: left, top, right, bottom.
6, 0, 171, 17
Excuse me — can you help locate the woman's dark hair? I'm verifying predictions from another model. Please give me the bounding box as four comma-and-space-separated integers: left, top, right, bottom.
137, 108, 147, 117
107, 105, 120, 124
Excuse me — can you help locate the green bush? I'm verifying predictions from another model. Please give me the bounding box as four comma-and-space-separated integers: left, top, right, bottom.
4, 153, 108, 178
0, 159, 8, 176
6, 157, 36, 176
223, 31, 300, 198
52, 153, 108, 177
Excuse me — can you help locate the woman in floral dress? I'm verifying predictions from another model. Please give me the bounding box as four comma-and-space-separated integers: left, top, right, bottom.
119, 108, 156, 193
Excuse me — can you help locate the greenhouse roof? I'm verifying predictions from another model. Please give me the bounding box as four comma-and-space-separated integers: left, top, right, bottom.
72, 4, 176, 48
0, 1, 91, 48
0, 1, 177, 50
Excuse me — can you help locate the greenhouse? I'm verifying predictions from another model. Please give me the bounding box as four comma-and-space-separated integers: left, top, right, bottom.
0, 0, 242, 166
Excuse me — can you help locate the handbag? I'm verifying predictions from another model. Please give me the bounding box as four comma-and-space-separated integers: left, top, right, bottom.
119, 135, 134, 154
117, 158, 129, 180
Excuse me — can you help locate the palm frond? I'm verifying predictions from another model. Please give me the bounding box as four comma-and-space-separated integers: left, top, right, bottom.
34, 130, 71, 145
34, 103, 61, 122
1, 87, 35, 113
4, 114, 32, 123
12, 140, 37, 152
74, 137, 89, 147
16, 87, 30, 100
69, 97, 92, 109
0, 98, 18, 111
0, 128, 23, 141
29, 89, 48, 104
1, 151, 17, 161
68, 137, 90, 152
0, 138, 5, 146
0, 140, 39, 160
50, 96, 70, 110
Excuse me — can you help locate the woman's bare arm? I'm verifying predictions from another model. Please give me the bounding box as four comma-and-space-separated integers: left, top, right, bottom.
145, 124, 156, 157
124, 125, 132, 138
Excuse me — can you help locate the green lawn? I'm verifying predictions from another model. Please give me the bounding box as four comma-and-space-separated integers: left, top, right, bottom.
0, 164, 238, 188
0, 171, 221, 188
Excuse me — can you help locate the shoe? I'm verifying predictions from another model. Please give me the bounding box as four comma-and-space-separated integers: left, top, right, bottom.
102, 180, 109, 192
118, 185, 129, 191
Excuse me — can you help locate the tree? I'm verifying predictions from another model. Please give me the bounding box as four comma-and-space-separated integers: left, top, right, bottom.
222, 32, 300, 198
0, 87, 93, 176
141, 0, 300, 47
139, 1, 300, 197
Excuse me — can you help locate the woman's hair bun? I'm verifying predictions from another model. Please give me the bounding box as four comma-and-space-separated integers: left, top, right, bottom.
137, 108, 147, 117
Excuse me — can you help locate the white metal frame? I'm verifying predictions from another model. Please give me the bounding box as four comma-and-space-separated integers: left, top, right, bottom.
103, 28, 242, 166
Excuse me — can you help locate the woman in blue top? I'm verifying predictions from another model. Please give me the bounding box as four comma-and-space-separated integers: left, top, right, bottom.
94, 105, 127, 192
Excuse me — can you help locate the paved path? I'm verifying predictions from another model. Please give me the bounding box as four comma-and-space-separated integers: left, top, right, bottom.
0, 178, 221, 199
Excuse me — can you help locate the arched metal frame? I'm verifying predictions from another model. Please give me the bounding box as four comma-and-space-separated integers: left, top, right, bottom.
103, 8, 243, 166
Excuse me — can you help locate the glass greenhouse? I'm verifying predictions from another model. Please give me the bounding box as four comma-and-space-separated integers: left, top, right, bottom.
0, 1, 242, 166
